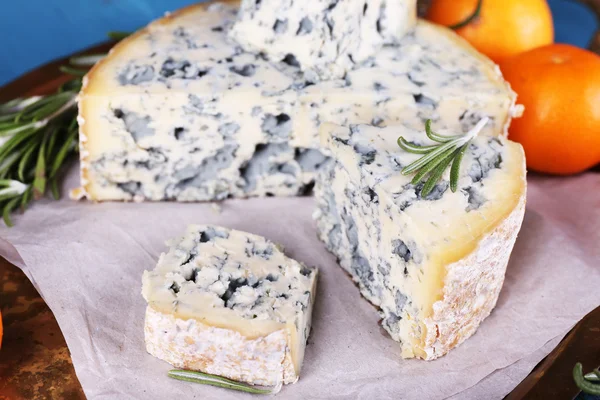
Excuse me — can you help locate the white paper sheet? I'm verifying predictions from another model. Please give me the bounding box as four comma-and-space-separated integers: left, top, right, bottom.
0, 166, 598, 399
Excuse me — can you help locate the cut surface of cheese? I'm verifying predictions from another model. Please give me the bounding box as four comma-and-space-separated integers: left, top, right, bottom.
77, 0, 519, 202
229, 0, 417, 80
142, 224, 318, 384
313, 122, 526, 359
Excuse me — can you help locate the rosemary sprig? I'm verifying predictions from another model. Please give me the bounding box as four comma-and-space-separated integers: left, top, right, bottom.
107, 31, 132, 41
0, 31, 131, 226
69, 54, 107, 67
397, 117, 489, 198
168, 369, 280, 395
0, 89, 80, 226
573, 363, 600, 395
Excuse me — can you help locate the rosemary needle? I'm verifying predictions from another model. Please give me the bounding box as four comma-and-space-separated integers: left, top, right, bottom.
585, 370, 600, 382
69, 54, 107, 66
107, 31, 132, 41
398, 117, 489, 198
573, 363, 600, 395
168, 369, 280, 395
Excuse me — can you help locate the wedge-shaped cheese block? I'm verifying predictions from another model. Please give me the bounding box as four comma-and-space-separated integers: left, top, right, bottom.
229, 0, 417, 80
77, 0, 520, 202
142, 225, 318, 385
314, 122, 526, 360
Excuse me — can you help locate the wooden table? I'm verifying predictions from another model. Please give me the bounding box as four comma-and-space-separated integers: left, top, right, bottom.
0, 2, 599, 399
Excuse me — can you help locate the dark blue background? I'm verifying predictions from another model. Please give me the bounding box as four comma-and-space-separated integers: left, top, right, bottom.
0, 0, 597, 86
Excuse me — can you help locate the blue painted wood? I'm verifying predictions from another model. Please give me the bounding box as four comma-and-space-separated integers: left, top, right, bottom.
0, 0, 597, 86
549, 0, 598, 48
0, 0, 204, 86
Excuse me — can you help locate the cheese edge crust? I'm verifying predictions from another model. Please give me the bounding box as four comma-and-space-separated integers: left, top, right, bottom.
415, 176, 527, 360
144, 305, 298, 386
74, 0, 518, 201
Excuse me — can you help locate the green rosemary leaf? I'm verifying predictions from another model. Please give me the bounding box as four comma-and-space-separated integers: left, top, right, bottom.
424, 119, 462, 143
0, 128, 38, 161
0, 151, 24, 179
20, 186, 33, 211
59, 66, 89, 77
0, 179, 28, 199
107, 31, 131, 41
18, 140, 39, 181
50, 127, 77, 178
0, 99, 24, 115
574, 363, 600, 395
0, 30, 111, 224
2, 196, 21, 227
0, 189, 27, 227
421, 149, 458, 197
0, 97, 42, 115
68, 114, 78, 133
50, 178, 60, 200
33, 134, 49, 199
411, 145, 458, 185
0, 121, 27, 131
0, 121, 39, 138
16, 95, 57, 121
402, 138, 461, 175
23, 98, 58, 121
59, 79, 83, 93
397, 136, 438, 154
450, 141, 471, 192
585, 370, 600, 382
0, 193, 19, 203
0, 99, 22, 113
31, 96, 72, 122
397, 118, 489, 198
45, 128, 59, 162
0, 179, 21, 188
69, 115, 78, 129
168, 370, 277, 395
69, 54, 106, 66
0, 114, 19, 124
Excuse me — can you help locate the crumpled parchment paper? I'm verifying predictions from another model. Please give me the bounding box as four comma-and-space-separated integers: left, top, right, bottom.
0, 166, 598, 400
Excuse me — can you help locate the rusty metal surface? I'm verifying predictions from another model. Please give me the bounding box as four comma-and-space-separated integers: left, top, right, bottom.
0, 258, 85, 400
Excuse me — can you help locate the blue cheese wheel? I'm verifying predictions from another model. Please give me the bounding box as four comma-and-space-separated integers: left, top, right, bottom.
76, 0, 520, 202
228, 0, 418, 80
314, 122, 526, 360
142, 225, 318, 385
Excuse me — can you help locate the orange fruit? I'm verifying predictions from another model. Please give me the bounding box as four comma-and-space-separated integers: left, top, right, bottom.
426, 0, 554, 63
499, 44, 600, 175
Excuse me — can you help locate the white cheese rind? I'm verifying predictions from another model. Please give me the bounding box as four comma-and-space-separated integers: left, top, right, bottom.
142, 224, 318, 384
313, 122, 526, 359
78, 1, 518, 202
228, 0, 417, 80
145, 306, 296, 385
421, 196, 525, 359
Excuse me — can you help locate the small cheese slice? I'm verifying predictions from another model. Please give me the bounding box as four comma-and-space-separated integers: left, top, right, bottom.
228, 0, 417, 80
314, 122, 526, 359
142, 225, 318, 385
